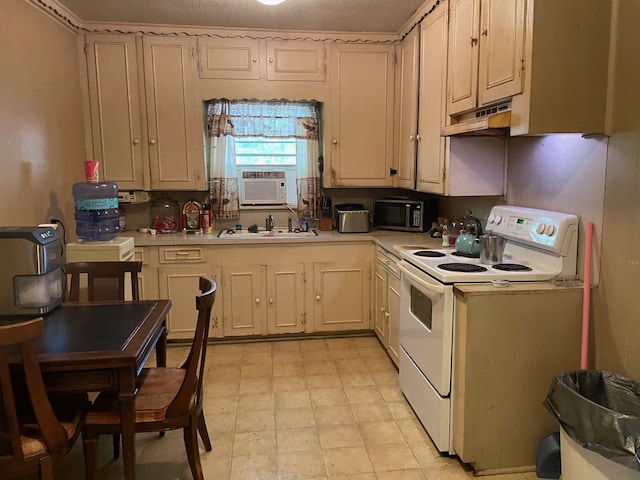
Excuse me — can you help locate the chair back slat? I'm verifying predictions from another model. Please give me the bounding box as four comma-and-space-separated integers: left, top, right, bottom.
66, 261, 142, 302
167, 277, 216, 418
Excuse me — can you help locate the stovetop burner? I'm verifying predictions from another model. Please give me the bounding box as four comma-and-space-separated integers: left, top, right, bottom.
437, 263, 488, 273
492, 263, 532, 272
414, 250, 447, 258
451, 251, 480, 259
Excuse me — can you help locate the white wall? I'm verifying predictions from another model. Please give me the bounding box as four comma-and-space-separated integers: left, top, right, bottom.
506, 134, 608, 283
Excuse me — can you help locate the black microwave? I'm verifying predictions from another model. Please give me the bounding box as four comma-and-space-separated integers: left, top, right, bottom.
373, 198, 437, 232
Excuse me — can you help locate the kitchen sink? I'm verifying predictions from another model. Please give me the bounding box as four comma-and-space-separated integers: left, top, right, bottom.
217, 228, 318, 239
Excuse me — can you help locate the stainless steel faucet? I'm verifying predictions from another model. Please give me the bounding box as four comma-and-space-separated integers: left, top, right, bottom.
266, 214, 275, 231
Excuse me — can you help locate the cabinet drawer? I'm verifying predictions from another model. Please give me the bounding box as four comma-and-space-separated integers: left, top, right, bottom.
159, 247, 205, 263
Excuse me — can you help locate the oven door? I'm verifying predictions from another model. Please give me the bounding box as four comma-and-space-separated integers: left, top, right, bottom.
398, 260, 453, 396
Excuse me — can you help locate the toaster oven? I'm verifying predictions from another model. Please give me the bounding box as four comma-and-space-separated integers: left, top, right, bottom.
335, 204, 370, 233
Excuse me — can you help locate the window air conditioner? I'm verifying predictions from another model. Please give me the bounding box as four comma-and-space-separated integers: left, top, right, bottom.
241, 171, 287, 205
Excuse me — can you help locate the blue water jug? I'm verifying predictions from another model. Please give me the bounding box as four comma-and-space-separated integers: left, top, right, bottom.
72, 160, 120, 241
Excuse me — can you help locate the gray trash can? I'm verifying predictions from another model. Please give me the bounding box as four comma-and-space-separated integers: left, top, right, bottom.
544, 370, 640, 475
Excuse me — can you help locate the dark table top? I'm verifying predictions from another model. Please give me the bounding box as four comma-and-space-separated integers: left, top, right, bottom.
0, 300, 170, 368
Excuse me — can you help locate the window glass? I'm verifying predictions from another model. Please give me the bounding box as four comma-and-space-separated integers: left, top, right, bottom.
235, 137, 297, 166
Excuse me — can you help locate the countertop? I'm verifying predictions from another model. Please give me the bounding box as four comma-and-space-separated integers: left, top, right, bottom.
122, 228, 444, 251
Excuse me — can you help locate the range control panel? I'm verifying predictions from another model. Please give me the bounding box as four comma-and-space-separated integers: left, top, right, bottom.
486, 205, 578, 255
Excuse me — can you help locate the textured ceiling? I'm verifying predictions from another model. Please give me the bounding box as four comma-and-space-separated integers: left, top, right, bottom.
55, 0, 425, 33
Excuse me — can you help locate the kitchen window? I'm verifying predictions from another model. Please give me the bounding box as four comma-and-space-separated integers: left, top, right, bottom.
206, 99, 321, 220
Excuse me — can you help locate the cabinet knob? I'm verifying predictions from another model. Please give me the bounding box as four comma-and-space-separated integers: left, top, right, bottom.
255, 298, 261, 304
385, 311, 390, 319
380, 307, 386, 312
416, 134, 421, 142
149, 139, 157, 145
269, 58, 274, 63
133, 139, 140, 145
315, 294, 321, 301
269, 298, 274, 304
409, 135, 415, 141
332, 139, 338, 145
252, 57, 258, 63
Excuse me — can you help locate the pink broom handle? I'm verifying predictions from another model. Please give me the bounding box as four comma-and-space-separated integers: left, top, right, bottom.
581, 222, 593, 369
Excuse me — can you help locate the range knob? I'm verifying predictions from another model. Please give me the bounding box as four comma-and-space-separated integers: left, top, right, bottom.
488, 213, 495, 224
536, 224, 546, 234
545, 224, 556, 236
494, 214, 502, 225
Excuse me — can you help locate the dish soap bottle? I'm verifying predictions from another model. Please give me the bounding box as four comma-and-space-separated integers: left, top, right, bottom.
72, 160, 120, 241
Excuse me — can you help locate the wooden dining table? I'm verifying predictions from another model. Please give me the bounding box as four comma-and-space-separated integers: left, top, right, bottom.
0, 299, 171, 480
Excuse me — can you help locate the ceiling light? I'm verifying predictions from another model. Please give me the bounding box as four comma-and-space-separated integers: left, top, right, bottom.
256, 0, 286, 5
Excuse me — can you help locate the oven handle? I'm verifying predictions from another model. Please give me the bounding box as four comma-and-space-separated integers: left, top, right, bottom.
397, 261, 446, 294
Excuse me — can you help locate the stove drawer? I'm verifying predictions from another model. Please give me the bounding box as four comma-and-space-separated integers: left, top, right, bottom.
399, 347, 452, 453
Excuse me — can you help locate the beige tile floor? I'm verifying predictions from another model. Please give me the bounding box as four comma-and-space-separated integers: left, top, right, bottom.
49, 336, 546, 479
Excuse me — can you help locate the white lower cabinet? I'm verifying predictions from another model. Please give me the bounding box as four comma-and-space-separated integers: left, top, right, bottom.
266, 264, 305, 335
147, 243, 372, 339
374, 247, 400, 365
158, 265, 223, 340
221, 264, 265, 337
312, 261, 371, 332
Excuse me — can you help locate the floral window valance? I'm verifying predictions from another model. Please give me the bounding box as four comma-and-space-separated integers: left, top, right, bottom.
207, 99, 319, 140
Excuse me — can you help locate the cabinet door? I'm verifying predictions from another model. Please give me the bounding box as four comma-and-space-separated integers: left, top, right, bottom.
326, 44, 395, 187
158, 265, 221, 340
387, 272, 401, 366
198, 37, 260, 80
416, 1, 449, 194
222, 264, 265, 337
395, 29, 419, 189
312, 261, 370, 332
447, 0, 480, 115
85, 34, 146, 190
134, 247, 158, 300
266, 264, 305, 334
266, 40, 325, 81
477, 0, 525, 106
373, 262, 388, 344
143, 36, 206, 190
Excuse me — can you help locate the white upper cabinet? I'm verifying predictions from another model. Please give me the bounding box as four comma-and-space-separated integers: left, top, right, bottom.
198, 38, 325, 82
395, 29, 420, 189
325, 43, 395, 187
444, 0, 612, 136
85, 34, 207, 191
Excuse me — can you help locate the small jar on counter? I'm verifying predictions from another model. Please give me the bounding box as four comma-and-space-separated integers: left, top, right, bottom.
202, 203, 213, 234
150, 195, 180, 233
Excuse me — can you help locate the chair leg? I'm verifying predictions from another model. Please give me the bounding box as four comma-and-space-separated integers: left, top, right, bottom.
83, 432, 99, 480
112, 433, 120, 459
184, 421, 204, 480
198, 411, 212, 451
39, 456, 54, 480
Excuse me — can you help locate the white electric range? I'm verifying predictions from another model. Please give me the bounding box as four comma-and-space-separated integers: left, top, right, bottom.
396, 205, 579, 454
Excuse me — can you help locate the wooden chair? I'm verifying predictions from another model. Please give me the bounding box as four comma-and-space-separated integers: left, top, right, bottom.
82, 277, 216, 480
0, 317, 90, 480
65, 261, 143, 302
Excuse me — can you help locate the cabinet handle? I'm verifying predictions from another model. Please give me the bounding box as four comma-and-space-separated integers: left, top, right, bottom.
255, 298, 261, 304
385, 311, 390, 319
470, 37, 478, 46
380, 307, 386, 312
416, 134, 421, 142
409, 135, 415, 141
481, 29, 488, 36
269, 298, 274, 304
133, 139, 140, 145
176, 251, 190, 257
149, 139, 157, 145
315, 294, 321, 301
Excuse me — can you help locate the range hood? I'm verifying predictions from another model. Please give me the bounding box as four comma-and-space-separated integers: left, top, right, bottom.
441, 102, 511, 137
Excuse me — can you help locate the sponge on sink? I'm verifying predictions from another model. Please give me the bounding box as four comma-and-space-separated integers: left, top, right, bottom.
247, 224, 258, 233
